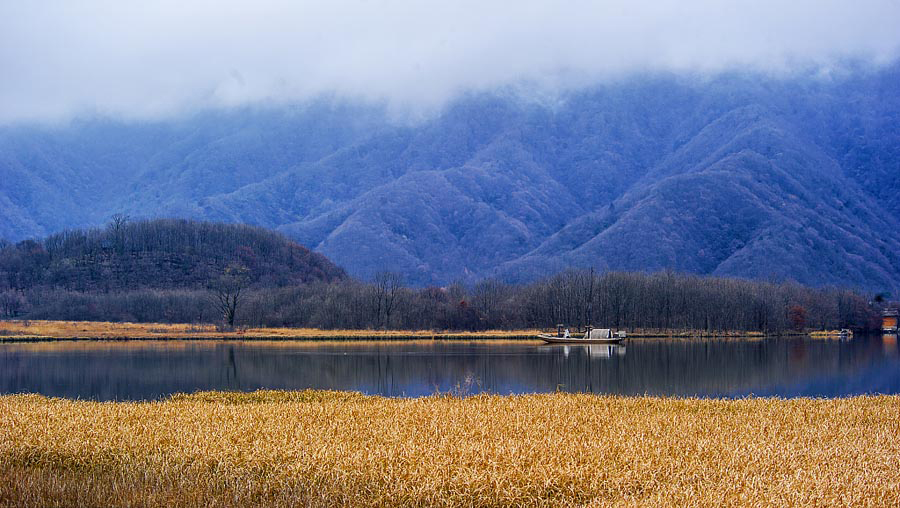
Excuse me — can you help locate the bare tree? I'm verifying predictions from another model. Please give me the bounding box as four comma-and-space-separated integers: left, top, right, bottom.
0, 290, 26, 317
472, 278, 511, 327
106, 213, 130, 253
372, 272, 404, 328
210, 264, 250, 327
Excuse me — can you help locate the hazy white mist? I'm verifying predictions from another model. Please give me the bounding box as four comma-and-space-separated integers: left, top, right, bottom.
2, 0, 899, 123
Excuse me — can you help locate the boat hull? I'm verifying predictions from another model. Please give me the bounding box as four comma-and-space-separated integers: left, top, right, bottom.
538, 334, 624, 345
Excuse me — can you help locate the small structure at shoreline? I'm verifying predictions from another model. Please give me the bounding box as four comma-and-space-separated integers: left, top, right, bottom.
884, 309, 899, 333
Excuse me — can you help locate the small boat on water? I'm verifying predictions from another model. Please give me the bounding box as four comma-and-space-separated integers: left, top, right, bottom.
539, 335, 624, 344
538, 327, 626, 344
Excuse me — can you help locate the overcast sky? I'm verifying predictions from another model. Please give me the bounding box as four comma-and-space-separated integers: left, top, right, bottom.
2, 0, 899, 124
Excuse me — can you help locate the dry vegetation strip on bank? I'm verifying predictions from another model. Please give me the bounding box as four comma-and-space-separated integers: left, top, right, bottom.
1, 392, 898, 507
0, 320, 541, 340
0, 320, 774, 341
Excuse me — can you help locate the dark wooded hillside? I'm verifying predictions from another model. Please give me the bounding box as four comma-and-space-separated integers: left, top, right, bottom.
0, 218, 346, 292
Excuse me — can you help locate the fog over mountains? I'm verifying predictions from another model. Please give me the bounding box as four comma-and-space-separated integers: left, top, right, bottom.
2, 65, 899, 290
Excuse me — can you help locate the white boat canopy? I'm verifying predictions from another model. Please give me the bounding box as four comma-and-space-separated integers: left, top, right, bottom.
587, 328, 611, 339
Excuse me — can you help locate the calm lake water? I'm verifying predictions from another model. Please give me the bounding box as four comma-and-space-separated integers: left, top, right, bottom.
1, 336, 899, 400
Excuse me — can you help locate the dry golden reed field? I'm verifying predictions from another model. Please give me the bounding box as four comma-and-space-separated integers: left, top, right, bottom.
1, 391, 899, 507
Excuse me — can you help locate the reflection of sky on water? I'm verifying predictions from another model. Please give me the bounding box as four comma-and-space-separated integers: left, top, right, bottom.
1, 336, 898, 401
737, 358, 900, 398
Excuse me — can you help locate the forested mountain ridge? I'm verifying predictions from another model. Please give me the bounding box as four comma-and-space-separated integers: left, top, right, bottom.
0, 219, 346, 292
1, 65, 899, 290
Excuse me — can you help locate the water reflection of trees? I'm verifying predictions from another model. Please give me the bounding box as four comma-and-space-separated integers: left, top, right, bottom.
0, 338, 898, 400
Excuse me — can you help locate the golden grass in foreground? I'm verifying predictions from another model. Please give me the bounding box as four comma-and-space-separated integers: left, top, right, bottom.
0, 320, 540, 340
1, 392, 899, 507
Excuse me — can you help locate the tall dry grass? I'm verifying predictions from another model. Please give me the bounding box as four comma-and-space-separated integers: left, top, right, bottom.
1, 391, 899, 507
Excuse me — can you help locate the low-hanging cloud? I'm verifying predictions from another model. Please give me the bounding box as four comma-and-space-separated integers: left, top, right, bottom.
2, 0, 899, 124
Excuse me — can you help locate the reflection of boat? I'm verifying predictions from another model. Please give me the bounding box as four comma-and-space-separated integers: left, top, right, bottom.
547, 344, 627, 359
884, 334, 898, 356
586, 344, 626, 358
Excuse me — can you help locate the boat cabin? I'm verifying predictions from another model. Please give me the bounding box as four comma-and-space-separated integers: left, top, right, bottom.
884, 310, 899, 333
587, 328, 611, 339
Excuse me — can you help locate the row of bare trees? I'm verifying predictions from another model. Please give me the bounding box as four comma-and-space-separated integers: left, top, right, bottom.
4, 269, 880, 333
516, 270, 875, 333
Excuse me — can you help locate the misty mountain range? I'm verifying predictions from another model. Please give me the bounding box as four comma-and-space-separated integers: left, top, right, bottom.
2, 65, 899, 291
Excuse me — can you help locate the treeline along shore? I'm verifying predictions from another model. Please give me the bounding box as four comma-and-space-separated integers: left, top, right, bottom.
0, 218, 883, 335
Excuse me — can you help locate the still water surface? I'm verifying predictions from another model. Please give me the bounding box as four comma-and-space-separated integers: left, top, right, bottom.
1, 336, 899, 400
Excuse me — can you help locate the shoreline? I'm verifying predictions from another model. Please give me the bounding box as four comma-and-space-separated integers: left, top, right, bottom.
0, 320, 541, 341
0, 319, 834, 342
